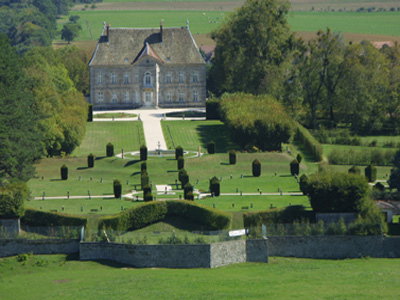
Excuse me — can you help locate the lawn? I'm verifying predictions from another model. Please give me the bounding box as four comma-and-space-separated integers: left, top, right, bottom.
71, 121, 145, 157
0, 254, 399, 300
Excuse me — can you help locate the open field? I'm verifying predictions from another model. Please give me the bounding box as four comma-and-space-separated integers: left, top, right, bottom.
1, 255, 400, 300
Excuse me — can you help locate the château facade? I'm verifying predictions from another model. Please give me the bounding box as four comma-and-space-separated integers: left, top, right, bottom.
88, 23, 206, 109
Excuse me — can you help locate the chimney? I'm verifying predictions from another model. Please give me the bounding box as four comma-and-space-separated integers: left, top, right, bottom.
160, 21, 163, 43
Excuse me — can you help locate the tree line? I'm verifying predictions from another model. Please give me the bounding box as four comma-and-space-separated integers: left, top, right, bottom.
208, 0, 400, 135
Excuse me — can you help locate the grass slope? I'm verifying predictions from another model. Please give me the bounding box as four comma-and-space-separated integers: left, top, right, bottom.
0, 255, 399, 300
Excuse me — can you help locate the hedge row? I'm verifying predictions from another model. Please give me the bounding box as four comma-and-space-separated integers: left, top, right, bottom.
99, 201, 231, 231
21, 208, 87, 227
328, 148, 396, 166
243, 206, 315, 228
294, 123, 323, 162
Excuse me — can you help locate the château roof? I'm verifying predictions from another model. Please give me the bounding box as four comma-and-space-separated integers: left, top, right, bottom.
89, 25, 205, 66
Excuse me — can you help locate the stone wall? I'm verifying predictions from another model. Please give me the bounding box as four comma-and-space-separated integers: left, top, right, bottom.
0, 239, 80, 258
80, 239, 269, 268
268, 236, 400, 259
0, 219, 20, 237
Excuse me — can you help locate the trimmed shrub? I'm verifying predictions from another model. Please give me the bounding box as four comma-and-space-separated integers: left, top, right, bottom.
113, 179, 122, 198
206, 99, 220, 120
106, 142, 114, 157
185, 191, 194, 201
141, 162, 147, 172
229, 150, 237, 165
365, 164, 377, 182
140, 145, 147, 161
180, 172, 189, 188
299, 174, 308, 195
87, 104, 93, 122
290, 159, 300, 176
252, 159, 261, 177
22, 208, 87, 227
0, 181, 28, 218
178, 169, 188, 186
209, 176, 220, 196
296, 153, 303, 163
143, 184, 151, 197
98, 201, 231, 231
175, 146, 183, 160
184, 183, 193, 200
144, 192, 153, 202
373, 182, 385, 191
177, 156, 184, 170
348, 165, 361, 175
141, 172, 149, 190
87, 153, 94, 168
61, 165, 68, 180
294, 123, 323, 162
207, 140, 216, 154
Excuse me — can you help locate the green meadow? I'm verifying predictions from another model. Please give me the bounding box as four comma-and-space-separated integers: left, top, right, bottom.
1, 255, 399, 300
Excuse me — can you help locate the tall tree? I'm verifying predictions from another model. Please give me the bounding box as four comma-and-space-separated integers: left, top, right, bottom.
0, 34, 42, 181
208, 0, 298, 96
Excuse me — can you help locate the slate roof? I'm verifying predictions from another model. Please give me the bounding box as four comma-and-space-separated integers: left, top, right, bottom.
89, 26, 205, 66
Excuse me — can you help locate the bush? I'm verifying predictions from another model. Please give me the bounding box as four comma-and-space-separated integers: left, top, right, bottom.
365, 164, 377, 182
294, 123, 323, 161
209, 176, 220, 196
22, 208, 87, 226
106, 142, 114, 157
180, 171, 189, 188
144, 191, 153, 202
185, 191, 194, 201
177, 156, 184, 170
348, 165, 361, 175
373, 182, 385, 191
290, 159, 299, 176
0, 181, 28, 218
61, 165, 68, 180
328, 148, 395, 166
87, 153, 94, 168
141, 162, 147, 172
141, 172, 149, 190
98, 201, 231, 231
299, 174, 308, 195
229, 150, 236, 165
175, 146, 183, 160
87, 104, 93, 122
306, 172, 370, 213
178, 169, 187, 184
252, 159, 261, 177
140, 145, 147, 161
208, 141, 216, 154
296, 153, 303, 164
206, 100, 220, 120
184, 183, 193, 200
113, 179, 122, 198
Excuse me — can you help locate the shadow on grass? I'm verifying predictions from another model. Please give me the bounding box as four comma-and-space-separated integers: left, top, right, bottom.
279, 175, 293, 178
124, 160, 140, 167
50, 179, 63, 181
195, 122, 235, 153
220, 162, 230, 165
92, 259, 131, 269
65, 253, 80, 261
95, 156, 107, 160
77, 167, 89, 170
130, 171, 141, 177
167, 170, 178, 173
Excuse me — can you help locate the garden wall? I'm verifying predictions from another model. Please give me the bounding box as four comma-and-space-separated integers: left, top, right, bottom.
80, 239, 269, 268
0, 219, 20, 237
268, 236, 400, 259
0, 239, 80, 258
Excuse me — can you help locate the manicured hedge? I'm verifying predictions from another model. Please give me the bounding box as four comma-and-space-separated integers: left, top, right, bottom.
207, 141, 216, 154
87, 104, 93, 122
106, 142, 114, 157
61, 165, 68, 180
252, 159, 261, 177
99, 201, 231, 231
206, 100, 220, 120
229, 150, 236, 165
22, 208, 87, 227
290, 159, 299, 176
113, 179, 122, 198
87, 153, 94, 168
140, 145, 147, 161
294, 123, 323, 162
175, 146, 183, 160
209, 177, 220, 196
365, 164, 377, 182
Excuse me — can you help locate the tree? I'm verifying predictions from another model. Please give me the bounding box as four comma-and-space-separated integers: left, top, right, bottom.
389, 149, 400, 191
0, 181, 28, 218
0, 34, 42, 181
209, 0, 298, 96
61, 23, 80, 44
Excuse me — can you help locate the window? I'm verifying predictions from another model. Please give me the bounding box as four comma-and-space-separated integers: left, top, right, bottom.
166, 91, 172, 102
112, 72, 117, 84
193, 90, 198, 102
112, 92, 117, 103
179, 91, 184, 102
178, 72, 184, 83
124, 92, 130, 103
135, 74, 139, 84
144, 72, 151, 86
132, 91, 136, 102
97, 92, 104, 103
98, 73, 103, 84
193, 72, 199, 83
166, 72, 172, 83
124, 72, 129, 84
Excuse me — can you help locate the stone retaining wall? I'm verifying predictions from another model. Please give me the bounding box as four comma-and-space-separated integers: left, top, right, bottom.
0, 219, 20, 237
0, 239, 80, 257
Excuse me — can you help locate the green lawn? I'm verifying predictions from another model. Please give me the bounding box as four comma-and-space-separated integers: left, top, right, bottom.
71, 121, 145, 157
1, 255, 399, 300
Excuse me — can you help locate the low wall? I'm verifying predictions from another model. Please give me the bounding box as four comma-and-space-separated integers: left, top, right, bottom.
0, 219, 20, 237
0, 239, 80, 258
80, 239, 269, 268
268, 236, 400, 259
